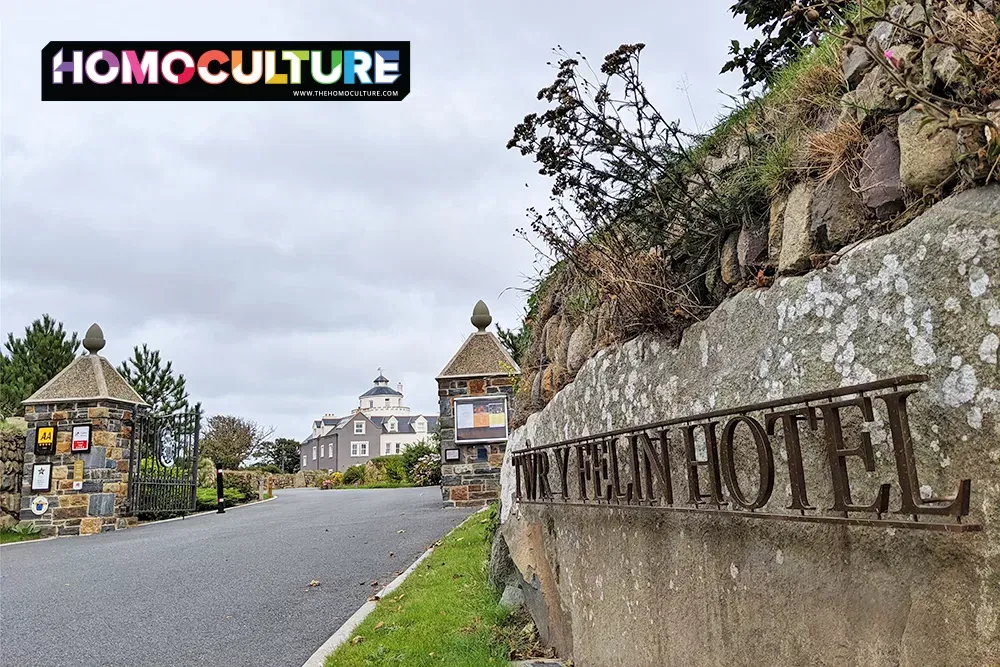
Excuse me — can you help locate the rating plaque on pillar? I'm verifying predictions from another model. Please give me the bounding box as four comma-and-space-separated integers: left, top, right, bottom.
34, 426, 55, 455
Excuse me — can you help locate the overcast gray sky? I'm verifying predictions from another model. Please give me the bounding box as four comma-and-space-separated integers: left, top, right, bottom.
0, 1, 752, 440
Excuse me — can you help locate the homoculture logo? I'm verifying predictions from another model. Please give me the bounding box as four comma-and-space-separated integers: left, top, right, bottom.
41, 41, 409, 101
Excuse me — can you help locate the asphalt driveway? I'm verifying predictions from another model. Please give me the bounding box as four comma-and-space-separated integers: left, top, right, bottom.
0, 487, 474, 667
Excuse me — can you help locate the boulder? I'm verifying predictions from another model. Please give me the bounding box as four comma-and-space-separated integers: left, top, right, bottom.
541, 365, 559, 401
737, 223, 768, 268
499, 583, 525, 610
720, 232, 741, 285
543, 315, 562, 365
488, 531, 521, 591
859, 129, 906, 220
768, 194, 787, 264
898, 108, 958, 193
842, 44, 873, 89
932, 46, 964, 87
811, 172, 867, 248
778, 182, 816, 274
566, 323, 593, 374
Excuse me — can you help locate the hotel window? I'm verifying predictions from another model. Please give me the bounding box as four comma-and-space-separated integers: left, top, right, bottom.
312, 445, 317, 460
354, 421, 365, 435
394, 443, 402, 454
369, 400, 373, 408
319, 444, 324, 458
415, 421, 426, 432
385, 398, 390, 406
351, 442, 368, 457
302, 455, 306, 467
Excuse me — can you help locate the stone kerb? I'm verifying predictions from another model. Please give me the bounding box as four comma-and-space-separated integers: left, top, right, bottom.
437, 301, 520, 508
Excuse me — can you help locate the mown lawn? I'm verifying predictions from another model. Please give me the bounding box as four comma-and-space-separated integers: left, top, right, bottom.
325, 511, 526, 666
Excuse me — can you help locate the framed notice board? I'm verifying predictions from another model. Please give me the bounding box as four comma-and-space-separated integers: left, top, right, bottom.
454, 395, 509, 444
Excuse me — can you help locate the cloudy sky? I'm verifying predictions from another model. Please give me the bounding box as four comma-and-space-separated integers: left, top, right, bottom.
0, 1, 753, 440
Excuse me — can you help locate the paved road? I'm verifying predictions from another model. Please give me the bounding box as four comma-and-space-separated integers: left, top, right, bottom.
0, 487, 474, 667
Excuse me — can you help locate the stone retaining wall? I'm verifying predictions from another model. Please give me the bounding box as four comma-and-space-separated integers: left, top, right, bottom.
499, 187, 1000, 666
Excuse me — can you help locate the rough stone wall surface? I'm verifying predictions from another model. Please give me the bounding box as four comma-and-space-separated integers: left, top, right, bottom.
500, 187, 1000, 666
438, 375, 515, 507
0, 419, 27, 528
20, 400, 136, 537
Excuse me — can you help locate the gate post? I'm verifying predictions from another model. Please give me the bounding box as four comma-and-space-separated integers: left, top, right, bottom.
18, 323, 149, 537
436, 301, 520, 508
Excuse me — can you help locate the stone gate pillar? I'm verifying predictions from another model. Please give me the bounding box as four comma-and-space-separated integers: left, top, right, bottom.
19, 324, 148, 537
436, 301, 520, 508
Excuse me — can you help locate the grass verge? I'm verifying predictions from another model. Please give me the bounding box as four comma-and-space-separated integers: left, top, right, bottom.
0, 529, 42, 544
324, 482, 417, 490
325, 512, 539, 666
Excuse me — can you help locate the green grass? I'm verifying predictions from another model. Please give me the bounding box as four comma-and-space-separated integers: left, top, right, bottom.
325, 512, 518, 666
0, 528, 42, 544
325, 482, 417, 490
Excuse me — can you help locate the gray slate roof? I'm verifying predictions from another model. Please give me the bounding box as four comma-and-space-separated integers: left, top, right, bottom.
22, 354, 148, 406
360, 385, 402, 397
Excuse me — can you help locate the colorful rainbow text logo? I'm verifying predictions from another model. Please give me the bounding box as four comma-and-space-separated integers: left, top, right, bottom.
41, 41, 410, 102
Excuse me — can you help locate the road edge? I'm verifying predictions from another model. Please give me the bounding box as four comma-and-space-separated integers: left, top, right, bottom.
301, 507, 487, 667
0, 496, 278, 549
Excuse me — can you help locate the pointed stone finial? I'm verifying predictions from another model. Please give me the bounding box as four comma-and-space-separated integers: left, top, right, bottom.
471, 300, 492, 332
82, 323, 106, 355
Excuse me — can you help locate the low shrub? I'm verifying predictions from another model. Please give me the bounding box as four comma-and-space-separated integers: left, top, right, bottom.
196, 486, 245, 511
330, 471, 343, 487
343, 464, 365, 486
362, 460, 388, 485
410, 453, 441, 487
369, 455, 407, 483
197, 457, 216, 487
402, 442, 437, 478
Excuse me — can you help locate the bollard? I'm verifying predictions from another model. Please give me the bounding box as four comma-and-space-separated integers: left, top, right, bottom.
216, 469, 226, 514
268, 476, 273, 499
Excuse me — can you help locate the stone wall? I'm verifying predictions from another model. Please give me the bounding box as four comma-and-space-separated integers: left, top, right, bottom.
1, 418, 27, 529
499, 187, 1000, 666
438, 376, 515, 507
20, 401, 136, 537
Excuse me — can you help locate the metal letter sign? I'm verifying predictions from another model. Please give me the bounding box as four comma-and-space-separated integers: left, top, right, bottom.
34, 426, 55, 455
71, 424, 91, 453
512, 375, 980, 533
454, 396, 509, 444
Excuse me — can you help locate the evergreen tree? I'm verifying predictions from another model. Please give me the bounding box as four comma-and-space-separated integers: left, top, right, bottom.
262, 438, 301, 473
0, 315, 80, 417
117, 344, 190, 416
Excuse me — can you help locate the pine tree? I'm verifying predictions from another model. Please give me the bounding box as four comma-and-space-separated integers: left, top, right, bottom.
0, 315, 80, 417
262, 438, 301, 473
117, 344, 190, 416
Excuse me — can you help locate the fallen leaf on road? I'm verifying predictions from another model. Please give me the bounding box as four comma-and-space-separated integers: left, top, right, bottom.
371, 580, 379, 587
375, 621, 384, 630
351, 636, 364, 645
389, 551, 394, 557
308, 580, 321, 587
368, 595, 380, 602
397, 529, 405, 534
395, 570, 403, 576
359, 581, 367, 586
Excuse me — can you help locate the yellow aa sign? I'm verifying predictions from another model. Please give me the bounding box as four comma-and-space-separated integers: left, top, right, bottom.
37, 427, 54, 446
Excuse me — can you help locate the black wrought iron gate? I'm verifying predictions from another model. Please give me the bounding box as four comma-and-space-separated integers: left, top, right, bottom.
126, 405, 201, 516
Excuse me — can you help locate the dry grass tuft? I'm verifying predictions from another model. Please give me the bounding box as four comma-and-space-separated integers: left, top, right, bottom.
803, 117, 866, 184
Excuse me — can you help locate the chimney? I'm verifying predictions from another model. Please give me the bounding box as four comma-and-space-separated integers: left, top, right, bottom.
397, 382, 403, 393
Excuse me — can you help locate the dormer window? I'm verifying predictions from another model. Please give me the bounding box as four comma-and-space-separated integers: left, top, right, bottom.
415, 420, 426, 433
388, 418, 397, 433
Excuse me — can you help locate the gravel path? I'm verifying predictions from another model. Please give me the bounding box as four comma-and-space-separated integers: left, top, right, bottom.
0, 487, 474, 667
